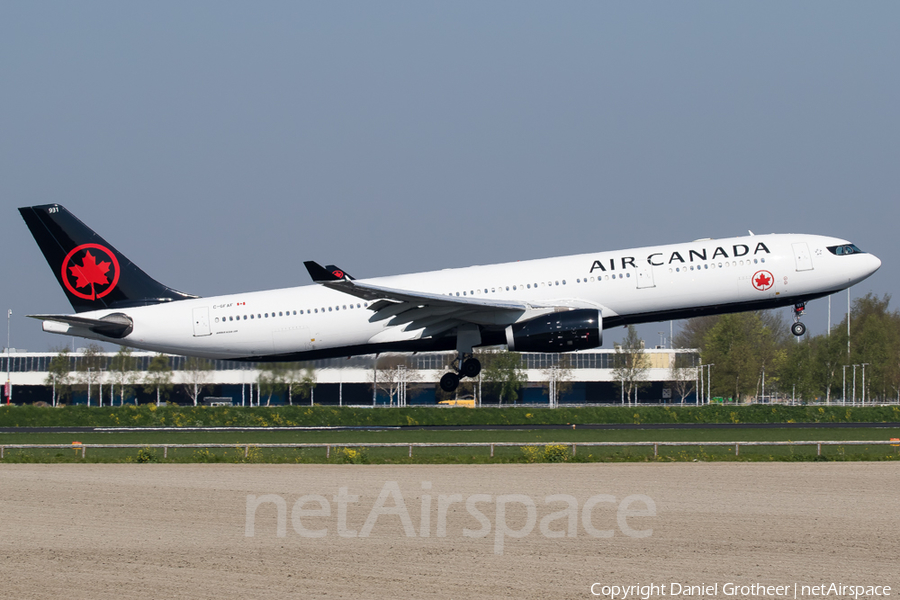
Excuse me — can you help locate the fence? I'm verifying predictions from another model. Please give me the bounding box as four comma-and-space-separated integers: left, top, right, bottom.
2, 440, 898, 460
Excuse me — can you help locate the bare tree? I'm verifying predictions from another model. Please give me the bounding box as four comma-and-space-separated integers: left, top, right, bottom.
542, 354, 574, 406
143, 354, 174, 406
285, 364, 316, 405
373, 354, 421, 406
669, 352, 697, 404
258, 363, 288, 406
181, 356, 213, 406
109, 346, 140, 405
611, 325, 650, 405
45, 348, 73, 406
75, 344, 105, 406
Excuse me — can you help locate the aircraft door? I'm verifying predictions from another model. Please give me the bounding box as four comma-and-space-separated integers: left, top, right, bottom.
792, 242, 814, 271
635, 263, 656, 289
192, 307, 211, 337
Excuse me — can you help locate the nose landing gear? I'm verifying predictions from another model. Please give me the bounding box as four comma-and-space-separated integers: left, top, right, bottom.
791, 302, 807, 337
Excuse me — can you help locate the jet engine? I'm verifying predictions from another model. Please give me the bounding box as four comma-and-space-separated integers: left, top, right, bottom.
504, 309, 601, 353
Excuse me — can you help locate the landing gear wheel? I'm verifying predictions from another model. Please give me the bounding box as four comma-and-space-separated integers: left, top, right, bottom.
440, 372, 460, 392
791, 322, 807, 337
461, 358, 481, 378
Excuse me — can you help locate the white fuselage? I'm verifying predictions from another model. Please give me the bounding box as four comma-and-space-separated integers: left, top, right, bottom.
44, 233, 881, 360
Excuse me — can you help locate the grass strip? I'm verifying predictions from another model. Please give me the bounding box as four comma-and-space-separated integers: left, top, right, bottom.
2, 404, 900, 428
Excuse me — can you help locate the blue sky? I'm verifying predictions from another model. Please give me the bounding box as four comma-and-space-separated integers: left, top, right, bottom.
2, 2, 897, 351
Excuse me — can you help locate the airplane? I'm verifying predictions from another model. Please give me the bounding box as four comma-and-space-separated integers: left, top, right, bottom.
19, 204, 881, 392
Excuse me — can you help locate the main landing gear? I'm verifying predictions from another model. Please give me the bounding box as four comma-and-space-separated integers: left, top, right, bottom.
791, 302, 807, 337
439, 354, 481, 392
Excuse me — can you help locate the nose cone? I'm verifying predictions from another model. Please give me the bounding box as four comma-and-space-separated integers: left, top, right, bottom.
868, 253, 882, 275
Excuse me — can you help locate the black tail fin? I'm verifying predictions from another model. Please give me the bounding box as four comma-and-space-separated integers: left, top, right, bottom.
19, 204, 196, 313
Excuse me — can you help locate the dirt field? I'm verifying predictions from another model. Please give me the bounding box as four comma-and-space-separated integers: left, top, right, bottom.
1, 463, 897, 599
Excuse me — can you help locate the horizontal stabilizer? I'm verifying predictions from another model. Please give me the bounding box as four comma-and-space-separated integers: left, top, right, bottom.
28, 313, 134, 339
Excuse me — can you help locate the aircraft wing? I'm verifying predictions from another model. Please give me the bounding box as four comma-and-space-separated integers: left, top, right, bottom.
303, 261, 586, 336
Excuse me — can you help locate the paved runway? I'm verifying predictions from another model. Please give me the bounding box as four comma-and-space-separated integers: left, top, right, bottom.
1, 463, 897, 599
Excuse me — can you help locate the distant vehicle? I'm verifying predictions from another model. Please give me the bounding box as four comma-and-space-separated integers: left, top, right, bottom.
203, 397, 234, 407
438, 397, 476, 408
19, 204, 881, 393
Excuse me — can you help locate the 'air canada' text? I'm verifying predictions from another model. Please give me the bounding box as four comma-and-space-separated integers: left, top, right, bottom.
590, 243, 771, 273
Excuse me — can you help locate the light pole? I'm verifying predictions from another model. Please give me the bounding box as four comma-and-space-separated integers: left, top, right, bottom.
861, 363, 869, 404
842, 365, 848, 405
698, 362, 703, 405
6, 309, 11, 405
703, 364, 714, 405
847, 288, 851, 357
87, 367, 92, 407
761, 366, 766, 404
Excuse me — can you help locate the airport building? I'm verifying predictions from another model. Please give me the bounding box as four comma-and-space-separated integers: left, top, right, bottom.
1, 348, 701, 406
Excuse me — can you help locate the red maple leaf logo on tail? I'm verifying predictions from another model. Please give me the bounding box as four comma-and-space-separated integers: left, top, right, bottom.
69, 251, 111, 300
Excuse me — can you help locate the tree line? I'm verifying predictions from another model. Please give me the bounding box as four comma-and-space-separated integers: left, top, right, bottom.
674, 293, 900, 403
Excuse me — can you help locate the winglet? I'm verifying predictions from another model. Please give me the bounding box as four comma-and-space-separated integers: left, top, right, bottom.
324, 264, 354, 280
304, 261, 353, 282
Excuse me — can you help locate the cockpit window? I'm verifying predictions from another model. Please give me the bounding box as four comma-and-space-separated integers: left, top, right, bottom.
826, 244, 865, 256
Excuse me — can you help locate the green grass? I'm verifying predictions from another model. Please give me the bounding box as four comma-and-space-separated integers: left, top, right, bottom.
2, 426, 898, 464
2, 404, 900, 428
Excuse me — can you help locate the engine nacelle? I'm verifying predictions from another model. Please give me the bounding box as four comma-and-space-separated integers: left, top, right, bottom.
504, 309, 602, 353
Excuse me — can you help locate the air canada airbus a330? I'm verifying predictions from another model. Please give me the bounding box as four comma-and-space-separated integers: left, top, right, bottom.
19, 204, 881, 392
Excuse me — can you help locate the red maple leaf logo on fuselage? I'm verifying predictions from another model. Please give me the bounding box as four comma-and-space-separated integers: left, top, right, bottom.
752, 270, 774, 291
